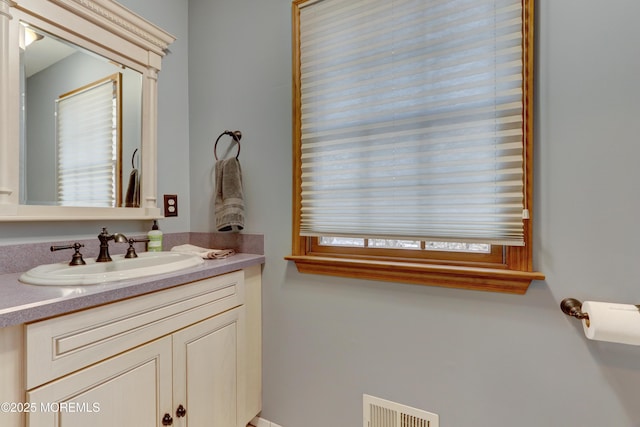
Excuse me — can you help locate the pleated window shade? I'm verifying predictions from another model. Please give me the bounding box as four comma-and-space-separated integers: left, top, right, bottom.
298, 0, 526, 246
56, 78, 117, 207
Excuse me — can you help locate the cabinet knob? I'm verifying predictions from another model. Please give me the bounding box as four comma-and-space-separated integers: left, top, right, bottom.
176, 404, 187, 418
162, 413, 173, 426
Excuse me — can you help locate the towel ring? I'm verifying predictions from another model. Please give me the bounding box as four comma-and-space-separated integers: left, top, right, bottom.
131, 148, 139, 169
214, 130, 242, 160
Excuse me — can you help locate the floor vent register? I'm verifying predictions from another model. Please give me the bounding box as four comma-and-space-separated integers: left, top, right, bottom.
364, 394, 439, 427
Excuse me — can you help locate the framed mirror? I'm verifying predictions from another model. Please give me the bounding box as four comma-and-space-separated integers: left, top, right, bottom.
20, 24, 143, 208
0, 0, 174, 220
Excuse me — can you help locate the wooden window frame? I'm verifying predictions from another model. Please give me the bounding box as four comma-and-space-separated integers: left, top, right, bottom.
287, 0, 544, 294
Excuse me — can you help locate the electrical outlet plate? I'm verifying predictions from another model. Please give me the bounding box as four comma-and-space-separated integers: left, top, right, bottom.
163, 194, 178, 217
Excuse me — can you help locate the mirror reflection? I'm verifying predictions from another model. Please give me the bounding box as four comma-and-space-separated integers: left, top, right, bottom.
19, 23, 143, 207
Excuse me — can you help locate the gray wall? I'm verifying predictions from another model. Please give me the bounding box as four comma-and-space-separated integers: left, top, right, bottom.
2, 0, 640, 426
113, 0, 192, 234
188, 0, 640, 426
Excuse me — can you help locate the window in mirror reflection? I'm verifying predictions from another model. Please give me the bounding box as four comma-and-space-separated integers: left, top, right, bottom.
56, 74, 122, 207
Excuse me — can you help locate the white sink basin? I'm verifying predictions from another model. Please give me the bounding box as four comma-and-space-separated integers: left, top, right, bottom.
20, 251, 205, 286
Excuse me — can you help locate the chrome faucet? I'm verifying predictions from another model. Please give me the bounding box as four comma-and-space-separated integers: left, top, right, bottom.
96, 227, 128, 262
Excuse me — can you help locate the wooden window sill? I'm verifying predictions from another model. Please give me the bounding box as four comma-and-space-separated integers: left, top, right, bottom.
286, 255, 545, 294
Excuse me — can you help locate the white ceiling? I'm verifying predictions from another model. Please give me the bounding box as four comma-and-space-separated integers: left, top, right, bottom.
24, 35, 77, 77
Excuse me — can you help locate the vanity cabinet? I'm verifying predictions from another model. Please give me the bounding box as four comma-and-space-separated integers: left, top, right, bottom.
19, 266, 261, 427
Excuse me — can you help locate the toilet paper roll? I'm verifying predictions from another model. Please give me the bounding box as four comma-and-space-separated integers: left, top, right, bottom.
581, 301, 640, 345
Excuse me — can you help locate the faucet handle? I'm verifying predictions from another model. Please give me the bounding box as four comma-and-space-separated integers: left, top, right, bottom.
125, 237, 150, 258
51, 243, 86, 266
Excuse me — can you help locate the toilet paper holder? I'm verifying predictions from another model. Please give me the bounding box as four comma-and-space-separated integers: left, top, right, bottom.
560, 298, 590, 321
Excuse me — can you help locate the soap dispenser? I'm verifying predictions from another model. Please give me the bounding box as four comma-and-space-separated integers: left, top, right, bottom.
147, 220, 163, 252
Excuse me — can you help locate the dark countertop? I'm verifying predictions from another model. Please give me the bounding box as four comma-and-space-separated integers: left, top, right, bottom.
0, 253, 264, 328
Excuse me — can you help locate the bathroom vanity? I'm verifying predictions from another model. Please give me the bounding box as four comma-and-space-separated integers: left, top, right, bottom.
0, 0, 264, 422
0, 254, 264, 427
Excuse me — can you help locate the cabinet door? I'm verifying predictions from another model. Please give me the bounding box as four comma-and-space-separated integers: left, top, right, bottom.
173, 308, 241, 427
27, 337, 172, 427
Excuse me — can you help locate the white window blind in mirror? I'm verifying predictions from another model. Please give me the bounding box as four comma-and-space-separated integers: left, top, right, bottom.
56, 74, 120, 207
298, 0, 526, 246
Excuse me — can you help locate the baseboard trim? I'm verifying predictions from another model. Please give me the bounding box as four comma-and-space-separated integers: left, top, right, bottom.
250, 416, 283, 427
